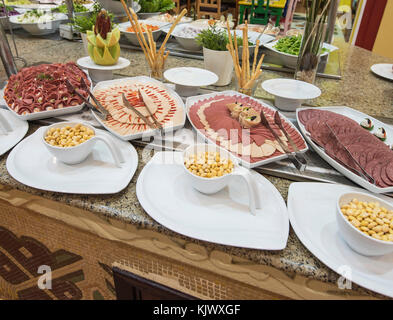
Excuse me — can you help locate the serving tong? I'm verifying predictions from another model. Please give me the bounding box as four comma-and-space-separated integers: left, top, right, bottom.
325, 123, 375, 185
121, 87, 165, 135
65, 80, 109, 120
260, 110, 307, 171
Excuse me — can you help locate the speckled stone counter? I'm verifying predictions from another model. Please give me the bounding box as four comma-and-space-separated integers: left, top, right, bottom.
0, 31, 392, 299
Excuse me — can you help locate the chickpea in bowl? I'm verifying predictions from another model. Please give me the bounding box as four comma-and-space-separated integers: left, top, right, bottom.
42, 122, 124, 166
44, 123, 95, 148
336, 192, 393, 256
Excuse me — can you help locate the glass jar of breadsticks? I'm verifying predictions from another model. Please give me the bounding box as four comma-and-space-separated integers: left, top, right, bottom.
226, 22, 264, 96
120, 0, 187, 81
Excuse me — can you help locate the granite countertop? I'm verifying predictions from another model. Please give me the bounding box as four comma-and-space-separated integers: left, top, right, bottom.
0, 31, 392, 298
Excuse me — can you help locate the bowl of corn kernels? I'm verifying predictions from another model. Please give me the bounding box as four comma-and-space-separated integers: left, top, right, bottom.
42, 122, 97, 165
337, 192, 393, 256
182, 144, 237, 194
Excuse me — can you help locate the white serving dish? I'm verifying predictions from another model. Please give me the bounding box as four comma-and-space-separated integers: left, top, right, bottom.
77, 56, 131, 82
186, 90, 308, 168
370, 63, 393, 81
90, 76, 186, 141
146, 14, 192, 25
162, 24, 204, 51
288, 182, 393, 298
0, 108, 28, 156
337, 192, 393, 256
3, 70, 91, 121
262, 78, 321, 111
137, 151, 289, 250
9, 12, 67, 35
42, 121, 125, 166
163, 67, 218, 96
182, 144, 261, 215
296, 106, 393, 194
264, 40, 338, 68
118, 20, 170, 46
6, 126, 138, 194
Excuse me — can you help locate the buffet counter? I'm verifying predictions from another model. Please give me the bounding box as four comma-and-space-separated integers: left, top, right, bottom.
0, 33, 392, 300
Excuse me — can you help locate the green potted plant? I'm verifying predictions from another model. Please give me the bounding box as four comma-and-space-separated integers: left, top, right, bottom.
196, 25, 234, 86
70, 3, 114, 55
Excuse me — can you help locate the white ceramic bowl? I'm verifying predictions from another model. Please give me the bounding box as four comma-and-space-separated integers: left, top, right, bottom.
9, 12, 67, 35
264, 40, 338, 69
118, 20, 169, 46
182, 144, 261, 215
42, 122, 124, 166
137, 12, 161, 19
336, 192, 393, 256
169, 24, 203, 51
261, 78, 321, 111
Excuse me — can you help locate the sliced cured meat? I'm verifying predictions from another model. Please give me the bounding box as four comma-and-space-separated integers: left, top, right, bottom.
4, 62, 90, 115
188, 94, 306, 163
303, 109, 393, 188
94, 80, 184, 137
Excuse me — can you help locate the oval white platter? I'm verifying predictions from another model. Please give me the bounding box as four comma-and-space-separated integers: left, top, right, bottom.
90, 76, 186, 141
6, 127, 138, 194
0, 109, 28, 156
288, 182, 393, 298
370, 63, 393, 81
296, 106, 393, 194
136, 151, 289, 250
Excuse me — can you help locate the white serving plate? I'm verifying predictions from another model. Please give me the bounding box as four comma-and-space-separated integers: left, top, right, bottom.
0, 109, 28, 156
186, 90, 308, 168
264, 40, 338, 68
9, 12, 67, 35
118, 20, 170, 46
371, 63, 393, 81
77, 56, 131, 82
3, 70, 91, 121
137, 151, 289, 249
6, 126, 138, 194
164, 67, 218, 96
90, 76, 186, 141
296, 106, 393, 194
262, 78, 321, 111
288, 182, 393, 298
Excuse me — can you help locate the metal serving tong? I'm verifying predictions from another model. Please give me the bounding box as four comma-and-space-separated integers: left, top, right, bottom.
325, 123, 375, 185
260, 110, 306, 171
138, 88, 165, 136
121, 93, 156, 130
79, 78, 110, 118
65, 80, 109, 119
273, 111, 307, 167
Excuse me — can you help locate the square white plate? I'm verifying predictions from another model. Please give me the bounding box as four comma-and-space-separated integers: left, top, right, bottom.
186, 90, 308, 168
6, 127, 138, 194
136, 151, 289, 250
288, 182, 393, 298
296, 106, 393, 193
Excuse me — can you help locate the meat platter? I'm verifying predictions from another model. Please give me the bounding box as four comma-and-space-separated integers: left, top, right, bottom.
90, 76, 186, 140
186, 91, 308, 168
3, 62, 91, 121
296, 106, 393, 193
